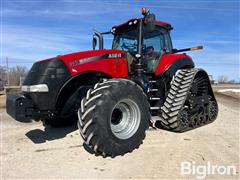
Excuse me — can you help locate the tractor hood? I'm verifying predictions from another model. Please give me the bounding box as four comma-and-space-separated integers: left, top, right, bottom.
36, 49, 125, 64
57, 49, 127, 76
58, 49, 125, 64
23, 49, 127, 110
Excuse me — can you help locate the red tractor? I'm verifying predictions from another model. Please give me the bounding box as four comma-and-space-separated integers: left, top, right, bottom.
6, 8, 218, 157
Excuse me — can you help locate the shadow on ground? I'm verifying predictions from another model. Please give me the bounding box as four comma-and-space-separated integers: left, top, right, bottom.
25, 124, 78, 144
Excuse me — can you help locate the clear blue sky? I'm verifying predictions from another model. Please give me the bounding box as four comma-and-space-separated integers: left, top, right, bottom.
1, 0, 239, 81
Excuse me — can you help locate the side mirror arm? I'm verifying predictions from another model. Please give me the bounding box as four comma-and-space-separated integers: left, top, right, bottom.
93, 29, 104, 49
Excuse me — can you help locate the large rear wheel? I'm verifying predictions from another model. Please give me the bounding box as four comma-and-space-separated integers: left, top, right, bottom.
78, 79, 150, 157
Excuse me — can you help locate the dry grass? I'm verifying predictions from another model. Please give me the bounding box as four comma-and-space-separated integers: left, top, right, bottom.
222, 91, 240, 99
0, 90, 4, 95
0, 94, 6, 108
213, 84, 240, 99
0, 87, 21, 108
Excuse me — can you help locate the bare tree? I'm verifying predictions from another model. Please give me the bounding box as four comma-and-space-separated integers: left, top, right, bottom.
218, 75, 229, 84
8, 66, 28, 86
228, 79, 236, 84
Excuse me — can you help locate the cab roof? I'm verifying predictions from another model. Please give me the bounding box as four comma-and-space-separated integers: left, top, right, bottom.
112, 18, 173, 33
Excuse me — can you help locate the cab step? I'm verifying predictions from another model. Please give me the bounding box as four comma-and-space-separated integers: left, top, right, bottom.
150, 107, 160, 110
149, 97, 160, 100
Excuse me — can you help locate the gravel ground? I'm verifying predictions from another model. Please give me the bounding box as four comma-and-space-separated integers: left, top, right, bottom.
1, 94, 239, 179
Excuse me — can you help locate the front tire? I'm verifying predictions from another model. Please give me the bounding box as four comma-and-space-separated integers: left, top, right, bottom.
78, 79, 150, 157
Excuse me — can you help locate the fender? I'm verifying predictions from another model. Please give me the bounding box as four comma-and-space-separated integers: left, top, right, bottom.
55, 71, 111, 116
164, 58, 195, 78
155, 53, 194, 76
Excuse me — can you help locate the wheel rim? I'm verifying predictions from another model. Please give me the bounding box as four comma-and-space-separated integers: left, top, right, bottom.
110, 99, 141, 140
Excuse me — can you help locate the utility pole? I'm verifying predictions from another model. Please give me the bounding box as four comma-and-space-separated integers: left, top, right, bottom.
6, 57, 9, 86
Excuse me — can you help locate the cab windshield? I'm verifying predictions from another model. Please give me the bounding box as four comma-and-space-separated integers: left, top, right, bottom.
112, 26, 172, 72
112, 30, 138, 53
112, 26, 172, 55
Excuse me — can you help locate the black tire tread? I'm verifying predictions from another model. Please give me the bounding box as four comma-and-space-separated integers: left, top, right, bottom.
160, 69, 196, 132
78, 78, 150, 157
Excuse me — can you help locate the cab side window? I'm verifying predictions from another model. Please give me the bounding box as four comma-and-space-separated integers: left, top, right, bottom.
143, 34, 164, 60
143, 34, 164, 72
163, 32, 172, 53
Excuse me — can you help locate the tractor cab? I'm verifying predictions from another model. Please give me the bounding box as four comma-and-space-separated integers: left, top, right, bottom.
112, 19, 173, 72
93, 8, 174, 73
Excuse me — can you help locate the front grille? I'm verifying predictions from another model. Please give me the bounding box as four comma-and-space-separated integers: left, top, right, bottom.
23, 58, 71, 110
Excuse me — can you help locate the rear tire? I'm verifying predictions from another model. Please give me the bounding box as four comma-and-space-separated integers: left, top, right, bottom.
78, 79, 150, 157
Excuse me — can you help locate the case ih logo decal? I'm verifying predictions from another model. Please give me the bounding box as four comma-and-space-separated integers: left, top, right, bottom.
108, 53, 123, 58
70, 53, 125, 67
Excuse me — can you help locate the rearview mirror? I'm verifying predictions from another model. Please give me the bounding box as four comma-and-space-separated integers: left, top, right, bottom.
145, 13, 156, 32
92, 36, 97, 50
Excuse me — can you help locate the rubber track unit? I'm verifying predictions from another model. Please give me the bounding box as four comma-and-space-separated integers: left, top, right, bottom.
78, 78, 150, 157
159, 68, 218, 132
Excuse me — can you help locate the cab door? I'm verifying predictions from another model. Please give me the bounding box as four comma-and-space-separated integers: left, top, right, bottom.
143, 29, 172, 72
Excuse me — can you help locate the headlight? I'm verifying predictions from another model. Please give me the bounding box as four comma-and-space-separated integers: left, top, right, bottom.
21, 84, 49, 92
